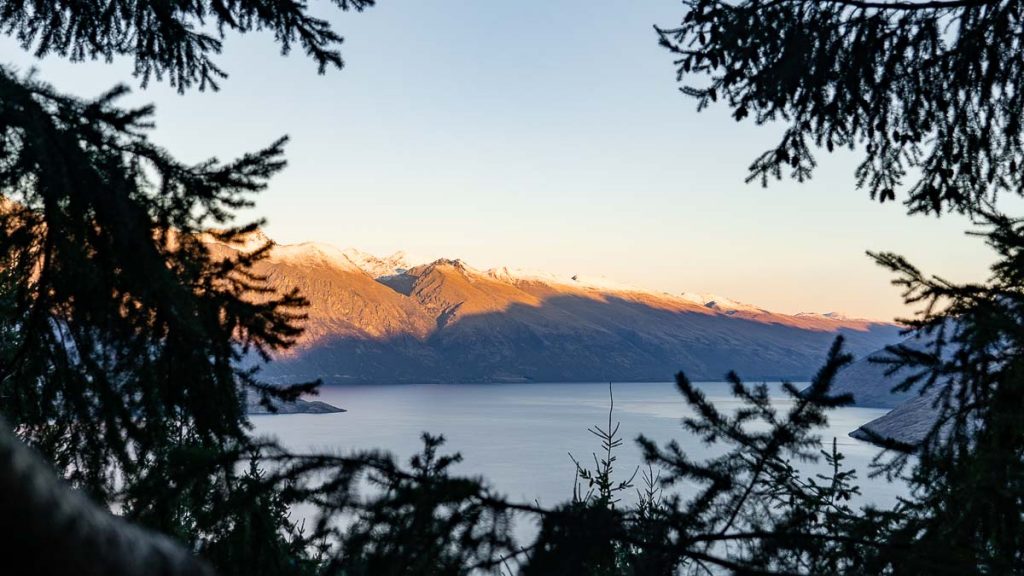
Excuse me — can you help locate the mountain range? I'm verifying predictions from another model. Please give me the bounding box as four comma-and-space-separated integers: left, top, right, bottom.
209, 232, 904, 385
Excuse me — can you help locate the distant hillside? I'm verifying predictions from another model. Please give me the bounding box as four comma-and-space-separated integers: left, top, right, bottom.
210, 233, 904, 384
245, 390, 345, 415
820, 335, 946, 447
820, 336, 931, 409
851, 390, 939, 447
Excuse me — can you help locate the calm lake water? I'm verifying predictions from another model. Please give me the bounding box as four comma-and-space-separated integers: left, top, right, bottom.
251, 381, 907, 518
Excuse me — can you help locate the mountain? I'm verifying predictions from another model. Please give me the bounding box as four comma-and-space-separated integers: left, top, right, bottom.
340, 248, 410, 279
245, 390, 345, 415
212, 233, 904, 385
805, 334, 951, 447
850, 390, 939, 447
819, 336, 929, 409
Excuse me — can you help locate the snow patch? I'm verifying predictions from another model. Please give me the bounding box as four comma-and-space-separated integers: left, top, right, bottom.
342, 248, 411, 279
679, 292, 766, 314
269, 242, 364, 272
486, 267, 650, 293
795, 311, 854, 321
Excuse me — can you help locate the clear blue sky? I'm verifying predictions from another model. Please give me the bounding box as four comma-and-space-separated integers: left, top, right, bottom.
0, 0, 997, 320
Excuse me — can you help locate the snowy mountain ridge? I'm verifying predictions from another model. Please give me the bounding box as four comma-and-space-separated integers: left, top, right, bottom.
204, 230, 902, 384
249, 236, 877, 322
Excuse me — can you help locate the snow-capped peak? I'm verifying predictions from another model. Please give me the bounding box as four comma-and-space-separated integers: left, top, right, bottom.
198, 228, 274, 252
679, 292, 766, 314
566, 274, 647, 292
486, 267, 568, 285
210, 232, 418, 278
795, 311, 852, 321
269, 242, 364, 272
342, 248, 411, 279
201, 230, 878, 323
485, 267, 648, 293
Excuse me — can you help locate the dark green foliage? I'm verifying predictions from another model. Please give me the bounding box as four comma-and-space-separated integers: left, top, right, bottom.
511, 340, 907, 575
654, 0, 1024, 570
658, 0, 1024, 215
0, 2, 400, 573
0, 67, 314, 516
199, 435, 519, 575
0, 0, 376, 91
631, 338, 878, 574
327, 434, 516, 575
528, 385, 639, 575
200, 458, 317, 576
2, 0, 1024, 572
863, 211, 1024, 573
570, 385, 640, 510
526, 389, 674, 576
523, 502, 625, 576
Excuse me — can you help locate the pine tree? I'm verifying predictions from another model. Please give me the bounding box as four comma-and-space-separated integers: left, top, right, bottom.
0, 0, 376, 91
653, 0, 1024, 572
3, 0, 1024, 573
0, 0, 377, 570
0, 71, 308, 509
657, 0, 1024, 215
862, 212, 1024, 572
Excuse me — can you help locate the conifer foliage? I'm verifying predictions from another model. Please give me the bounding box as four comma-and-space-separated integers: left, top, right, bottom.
655, 0, 1024, 572
0, 66, 312, 522
0, 0, 374, 569
657, 0, 1024, 214
0, 0, 376, 90
1, 0, 1023, 574
863, 211, 1024, 572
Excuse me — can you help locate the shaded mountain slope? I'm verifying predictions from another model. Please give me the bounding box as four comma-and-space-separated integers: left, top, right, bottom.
813, 335, 930, 409
812, 335, 946, 447
850, 390, 940, 447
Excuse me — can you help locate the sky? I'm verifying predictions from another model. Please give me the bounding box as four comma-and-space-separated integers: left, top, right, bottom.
0, 0, 999, 321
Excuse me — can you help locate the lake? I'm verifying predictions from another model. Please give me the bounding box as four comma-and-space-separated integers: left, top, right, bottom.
251, 381, 907, 523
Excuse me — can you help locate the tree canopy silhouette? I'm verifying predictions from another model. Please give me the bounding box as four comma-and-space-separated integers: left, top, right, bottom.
656, 0, 1024, 572
658, 0, 1023, 215
0, 0, 375, 91
0, 0, 377, 571
2, 0, 1024, 574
